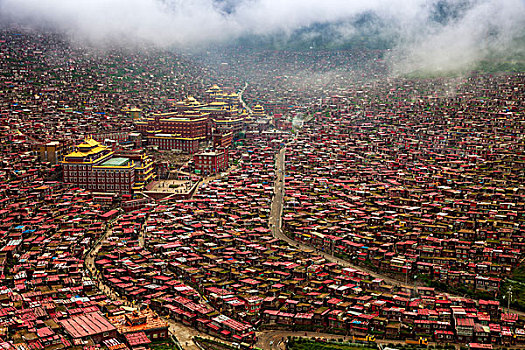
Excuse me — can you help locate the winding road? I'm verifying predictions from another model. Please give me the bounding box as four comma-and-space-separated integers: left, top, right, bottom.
238, 82, 253, 114
268, 126, 525, 318
269, 139, 405, 288
85, 221, 210, 350
83, 116, 523, 350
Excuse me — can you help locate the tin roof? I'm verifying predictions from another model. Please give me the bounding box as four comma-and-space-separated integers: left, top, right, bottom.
100, 157, 129, 167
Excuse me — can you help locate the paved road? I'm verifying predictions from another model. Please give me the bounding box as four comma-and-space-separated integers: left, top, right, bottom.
139, 223, 146, 248
85, 224, 113, 280
270, 147, 286, 238
138, 213, 151, 249
238, 82, 253, 114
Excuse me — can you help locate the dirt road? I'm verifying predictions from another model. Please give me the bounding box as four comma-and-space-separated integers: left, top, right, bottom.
269, 144, 403, 287
268, 138, 525, 317
84, 220, 207, 350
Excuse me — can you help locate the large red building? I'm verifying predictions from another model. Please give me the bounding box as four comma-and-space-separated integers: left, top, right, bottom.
213, 132, 233, 149
62, 138, 155, 194
147, 134, 201, 153
135, 84, 250, 150
193, 149, 229, 175
136, 111, 210, 137
135, 111, 210, 152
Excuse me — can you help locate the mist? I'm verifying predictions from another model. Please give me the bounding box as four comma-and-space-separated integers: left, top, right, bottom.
1, 0, 524, 73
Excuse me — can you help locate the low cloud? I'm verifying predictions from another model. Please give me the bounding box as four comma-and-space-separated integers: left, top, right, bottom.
1, 0, 524, 73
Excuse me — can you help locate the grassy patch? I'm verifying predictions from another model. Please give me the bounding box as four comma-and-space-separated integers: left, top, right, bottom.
193, 336, 244, 350
510, 264, 525, 283
502, 279, 525, 312
150, 339, 179, 350
287, 338, 376, 350
150, 345, 177, 350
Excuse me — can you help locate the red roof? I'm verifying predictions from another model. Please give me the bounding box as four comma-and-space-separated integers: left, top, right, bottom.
456, 318, 475, 327
125, 332, 151, 346
101, 209, 119, 218
59, 312, 116, 339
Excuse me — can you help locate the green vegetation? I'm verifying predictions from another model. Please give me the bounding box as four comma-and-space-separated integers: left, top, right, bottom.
476, 59, 525, 73
403, 38, 525, 79
150, 338, 181, 350
510, 264, 525, 283
417, 272, 525, 313
286, 338, 376, 350
150, 344, 179, 350
419, 275, 495, 302
193, 336, 261, 350
500, 265, 525, 311
502, 278, 525, 312
323, 255, 525, 313
404, 54, 525, 79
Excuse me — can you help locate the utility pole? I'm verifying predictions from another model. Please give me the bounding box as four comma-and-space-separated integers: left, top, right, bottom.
508, 285, 513, 314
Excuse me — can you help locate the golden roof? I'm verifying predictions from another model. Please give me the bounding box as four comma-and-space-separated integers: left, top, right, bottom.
62, 138, 112, 163
183, 96, 202, 105
206, 84, 222, 93
77, 137, 102, 149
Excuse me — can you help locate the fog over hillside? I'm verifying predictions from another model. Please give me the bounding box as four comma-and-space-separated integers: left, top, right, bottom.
1, 0, 524, 74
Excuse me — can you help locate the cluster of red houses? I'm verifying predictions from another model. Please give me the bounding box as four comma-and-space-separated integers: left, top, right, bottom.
282, 74, 524, 300
95, 133, 525, 347
0, 29, 213, 350
93, 137, 284, 344
1, 26, 525, 350
0, 172, 175, 349
0, 28, 217, 176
